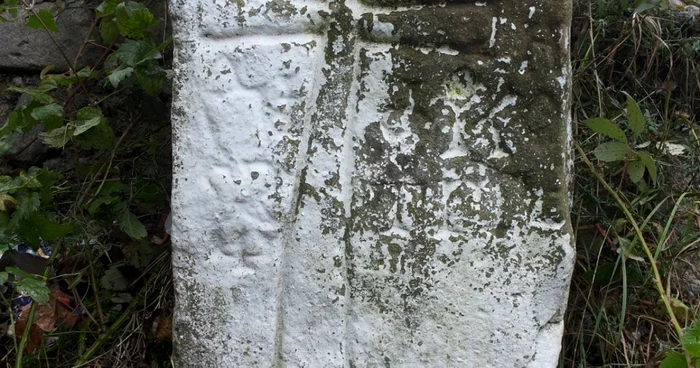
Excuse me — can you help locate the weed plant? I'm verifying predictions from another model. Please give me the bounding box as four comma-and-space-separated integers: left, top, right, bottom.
563, 0, 700, 367
0, 0, 173, 366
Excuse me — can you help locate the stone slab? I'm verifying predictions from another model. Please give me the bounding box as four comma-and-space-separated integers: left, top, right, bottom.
170, 0, 574, 366
0, 4, 100, 72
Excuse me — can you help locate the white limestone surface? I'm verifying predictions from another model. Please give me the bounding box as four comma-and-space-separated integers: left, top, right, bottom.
169, 0, 574, 366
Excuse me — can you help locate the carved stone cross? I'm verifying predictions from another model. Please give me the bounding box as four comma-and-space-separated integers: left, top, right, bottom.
169, 0, 574, 366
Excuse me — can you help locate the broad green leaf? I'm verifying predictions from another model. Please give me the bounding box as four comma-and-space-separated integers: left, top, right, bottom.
6, 267, 42, 281
0, 272, 7, 284
76, 106, 102, 121
87, 195, 119, 215
593, 141, 630, 162
26, 9, 58, 32
16, 219, 41, 247
585, 117, 627, 142
96, 0, 118, 17
626, 97, 646, 137
73, 116, 101, 136
5, 0, 18, 18
107, 67, 134, 88
73, 119, 114, 150
5, 87, 53, 104
119, 210, 147, 239
99, 180, 125, 196
30, 103, 63, 128
135, 65, 167, 96
113, 39, 160, 66
0, 170, 43, 193
99, 18, 120, 44
30, 214, 73, 241
13, 192, 40, 221
115, 1, 159, 39
74, 106, 105, 136
637, 151, 657, 184
101, 265, 129, 291
660, 351, 688, 368
76, 67, 96, 79
627, 159, 645, 183
39, 125, 73, 148
15, 277, 50, 304
670, 297, 690, 320
682, 322, 700, 357
0, 110, 27, 137
9, 169, 44, 190
7, 268, 49, 304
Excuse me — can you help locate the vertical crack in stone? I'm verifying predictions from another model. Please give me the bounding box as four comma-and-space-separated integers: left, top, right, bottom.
341, 40, 366, 368
273, 0, 359, 364
272, 36, 328, 368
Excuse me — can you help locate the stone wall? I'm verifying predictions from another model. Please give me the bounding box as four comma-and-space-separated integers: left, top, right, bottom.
170, 0, 575, 366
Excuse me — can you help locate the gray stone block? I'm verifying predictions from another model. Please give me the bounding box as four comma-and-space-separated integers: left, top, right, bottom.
170, 0, 575, 366
0, 4, 101, 72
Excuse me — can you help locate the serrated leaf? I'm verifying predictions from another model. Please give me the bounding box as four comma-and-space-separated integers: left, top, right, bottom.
30, 214, 73, 241
660, 351, 688, 368
39, 126, 73, 148
107, 66, 134, 88
96, 0, 118, 17
7, 170, 44, 191
0, 110, 27, 137
115, 1, 159, 39
682, 322, 700, 357
26, 9, 58, 32
29, 103, 63, 129
73, 116, 101, 136
73, 118, 114, 150
670, 297, 690, 320
76, 67, 96, 79
6, 267, 41, 281
75, 107, 107, 138
593, 141, 630, 162
119, 210, 146, 239
13, 192, 40, 221
135, 65, 167, 96
113, 39, 160, 67
637, 151, 657, 184
16, 220, 41, 247
627, 159, 645, 183
16, 277, 50, 304
87, 195, 119, 215
99, 18, 119, 44
585, 117, 627, 142
626, 97, 646, 137
5, 87, 53, 104
101, 265, 129, 291
7, 268, 49, 304
119, 214, 147, 242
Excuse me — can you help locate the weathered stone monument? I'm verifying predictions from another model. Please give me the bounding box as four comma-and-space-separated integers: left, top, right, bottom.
169, 0, 574, 365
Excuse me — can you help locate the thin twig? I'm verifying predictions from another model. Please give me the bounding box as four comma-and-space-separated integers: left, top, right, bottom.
72, 288, 142, 367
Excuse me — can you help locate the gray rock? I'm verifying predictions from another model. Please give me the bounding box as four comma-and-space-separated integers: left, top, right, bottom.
0, 3, 101, 72
0, 92, 55, 168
